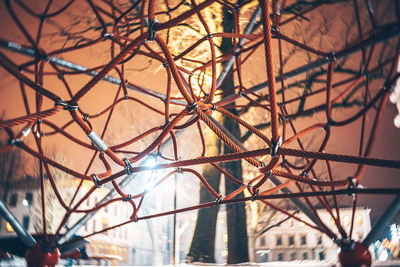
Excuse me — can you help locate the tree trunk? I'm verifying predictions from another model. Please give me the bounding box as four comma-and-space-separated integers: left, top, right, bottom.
187, 137, 221, 263
223, 88, 249, 264
188, 1, 250, 263
221, 2, 249, 263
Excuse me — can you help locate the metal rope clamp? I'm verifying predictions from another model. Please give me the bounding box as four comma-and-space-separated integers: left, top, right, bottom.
259, 161, 266, 168
102, 32, 113, 41
123, 194, 132, 202
21, 124, 32, 137
347, 177, 356, 196
324, 119, 332, 131
215, 196, 223, 206
123, 158, 132, 175
148, 19, 159, 42
271, 25, 280, 34
131, 214, 139, 222
280, 158, 286, 168
251, 189, 260, 201
383, 81, 393, 93
55, 100, 78, 111
187, 102, 198, 112
91, 174, 102, 188
163, 119, 171, 129
8, 138, 23, 146
270, 136, 282, 157
327, 51, 336, 62
88, 131, 108, 152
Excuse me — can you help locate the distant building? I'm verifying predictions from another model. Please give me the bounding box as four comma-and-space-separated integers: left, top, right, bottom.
0, 168, 200, 265
254, 207, 371, 262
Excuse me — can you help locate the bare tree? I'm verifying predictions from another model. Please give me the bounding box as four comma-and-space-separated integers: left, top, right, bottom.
0, 131, 24, 203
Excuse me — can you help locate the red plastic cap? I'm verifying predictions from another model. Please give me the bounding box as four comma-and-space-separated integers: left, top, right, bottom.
338, 241, 372, 267
25, 242, 60, 267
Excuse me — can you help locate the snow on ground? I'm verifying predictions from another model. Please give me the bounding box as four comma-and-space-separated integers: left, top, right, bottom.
2, 260, 400, 267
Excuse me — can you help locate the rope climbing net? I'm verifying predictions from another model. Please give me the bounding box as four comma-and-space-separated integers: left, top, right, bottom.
0, 0, 400, 261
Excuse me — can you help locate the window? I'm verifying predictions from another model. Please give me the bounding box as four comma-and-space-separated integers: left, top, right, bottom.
319, 251, 325, 260
102, 218, 109, 235
301, 234, 307, 245
22, 215, 30, 230
9, 193, 17, 207
303, 252, 308, 260
260, 237, 265, 246
278, 253, 284, 261
288, 235, 294, 246
317, 235, 323, 245
357, 216, 363, 226
6, 222, 14, 232
290, 252, 296, 261
92, 219, 96, 232
276, 236, 282, 246
25, 192, 33, 206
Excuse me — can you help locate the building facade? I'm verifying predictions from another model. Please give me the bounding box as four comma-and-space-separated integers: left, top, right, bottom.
0, 176, 173, 265
254, 207, 372, 262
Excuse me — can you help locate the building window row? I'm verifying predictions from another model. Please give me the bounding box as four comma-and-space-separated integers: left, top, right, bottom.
277, 251, 310, 261
9, 192, 33, 207
276, 234, 307, 246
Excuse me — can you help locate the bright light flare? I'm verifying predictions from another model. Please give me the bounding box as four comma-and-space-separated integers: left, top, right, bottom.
143, 155, 157, 168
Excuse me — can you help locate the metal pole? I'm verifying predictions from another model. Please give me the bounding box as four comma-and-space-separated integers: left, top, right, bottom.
363, 195, 400, 247
0, 200, 36, 248
0, 38, 186, 106
0, 21, 398, 108
172, 173, 178, 265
